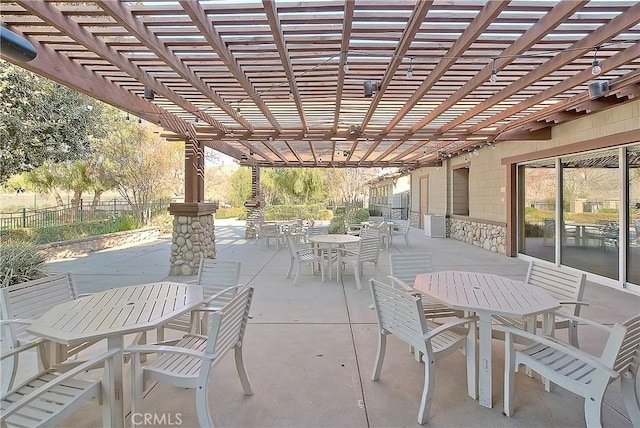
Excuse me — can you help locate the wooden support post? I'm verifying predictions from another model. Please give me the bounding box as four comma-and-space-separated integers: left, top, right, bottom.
184, 139, 205, 203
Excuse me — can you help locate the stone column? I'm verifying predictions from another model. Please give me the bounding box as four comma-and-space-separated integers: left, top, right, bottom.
244, 166, 263, 239
168, 202, 218, 276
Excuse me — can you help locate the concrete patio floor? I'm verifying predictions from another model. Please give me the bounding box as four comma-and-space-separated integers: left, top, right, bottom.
41, 218, 640, 428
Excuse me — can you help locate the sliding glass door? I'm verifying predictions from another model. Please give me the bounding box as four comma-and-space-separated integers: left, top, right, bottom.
561, 149, 619, 280
628, 145, 640, 285
518, 144, 638, 288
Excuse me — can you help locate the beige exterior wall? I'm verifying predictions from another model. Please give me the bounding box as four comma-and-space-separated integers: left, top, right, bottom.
409, 99, 640, 225
409, 166, 447, 215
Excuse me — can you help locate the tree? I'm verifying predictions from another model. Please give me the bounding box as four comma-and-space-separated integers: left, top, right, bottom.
227, 167, 252, 207
259, 168, 278, 205
0, 62, 106, 183
96, 121, 182, 223
324, 168, 379, 206
270, 168, 326, 204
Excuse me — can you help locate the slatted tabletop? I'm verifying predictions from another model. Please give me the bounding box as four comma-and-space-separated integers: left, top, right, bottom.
414, 271, 559, 409
26, 281, 203, 428
309, 234, 360, 281
414, 270, 560, 318
28, 282, 203, 344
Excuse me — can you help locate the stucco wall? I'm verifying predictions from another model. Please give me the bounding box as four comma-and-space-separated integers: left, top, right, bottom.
410, 166, 447, 216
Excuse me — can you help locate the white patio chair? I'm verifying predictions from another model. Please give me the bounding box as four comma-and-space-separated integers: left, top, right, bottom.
157, 258, 241, 340
127, 285, 255, 428
368, 216, 385, 226
0, 340, 118, 428
369, 279, 478, 425
390, 219, 411, 246
389, 253, 462, 320
0, 273, 100, 393
337, 236, 380, 289
493, 261, 587, 347
305, 225, 329, 241
285, 233, 325, 285
362, 221, 390, 250
258, 222, 284, 249
503, 314, 640, 428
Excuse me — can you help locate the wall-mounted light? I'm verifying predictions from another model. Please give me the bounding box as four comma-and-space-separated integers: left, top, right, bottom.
144, 87, 155, 100
364, 80, 380, 97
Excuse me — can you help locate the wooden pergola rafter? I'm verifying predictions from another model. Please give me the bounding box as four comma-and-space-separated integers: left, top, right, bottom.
1, 0, 639, 169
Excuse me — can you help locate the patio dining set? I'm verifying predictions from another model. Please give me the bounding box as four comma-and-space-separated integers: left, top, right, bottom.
1, 235, 639, 427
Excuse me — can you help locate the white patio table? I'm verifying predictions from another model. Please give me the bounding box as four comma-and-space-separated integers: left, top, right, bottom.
413, 271, 559, 409
26, 281, 203, 428
308, 234, 360, 281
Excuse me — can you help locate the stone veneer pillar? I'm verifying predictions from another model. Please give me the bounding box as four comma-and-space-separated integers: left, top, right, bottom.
167, 202, 218, 276
245, 205, 264, 239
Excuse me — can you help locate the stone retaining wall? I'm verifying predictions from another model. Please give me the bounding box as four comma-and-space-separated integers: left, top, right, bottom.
37, 227, 160, 261
447, 218, 506, 254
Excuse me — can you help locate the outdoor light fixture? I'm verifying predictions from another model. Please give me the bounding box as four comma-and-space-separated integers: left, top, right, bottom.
489, 57, 498, 82
364, 80, 380, 97
588, 80, 609, 100
343, 59, 349, 73
0, 26, 37, 62
267, 135, 274, 141
144, 87, 155, 100
289, 89, 293, 99
406, 57, 414, 78
591, 46, 602, 75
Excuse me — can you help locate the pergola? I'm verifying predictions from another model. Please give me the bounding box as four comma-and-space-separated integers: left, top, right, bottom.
2, 0, 639, 170
2, 0, 640, 274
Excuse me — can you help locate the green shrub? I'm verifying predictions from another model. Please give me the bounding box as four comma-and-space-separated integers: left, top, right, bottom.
352, 208, 370, 223
216, 207, 245, 219
328, 215, 346, 234
264, 204, 332, 221
0, 243, 49, 286
0, 215, 143, 245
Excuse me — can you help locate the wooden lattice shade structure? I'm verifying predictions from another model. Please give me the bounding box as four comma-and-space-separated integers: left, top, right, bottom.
2, 0, 640, 168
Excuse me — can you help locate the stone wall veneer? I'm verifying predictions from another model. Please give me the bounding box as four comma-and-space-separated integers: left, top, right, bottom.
447, 217, 506, 254
168, 202, 217, 276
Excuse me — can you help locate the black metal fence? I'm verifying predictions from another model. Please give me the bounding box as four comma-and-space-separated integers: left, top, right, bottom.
0, 199, 170, 230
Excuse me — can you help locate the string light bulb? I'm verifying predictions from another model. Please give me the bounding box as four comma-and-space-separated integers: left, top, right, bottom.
289, 89, 293, 99
343, 59, 349, 73
406, 57, 413, 78
591, 46, 601, 75
489, 57, 498, 82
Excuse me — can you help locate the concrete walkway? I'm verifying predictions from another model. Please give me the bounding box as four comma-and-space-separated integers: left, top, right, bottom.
43, 219, 639, 428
